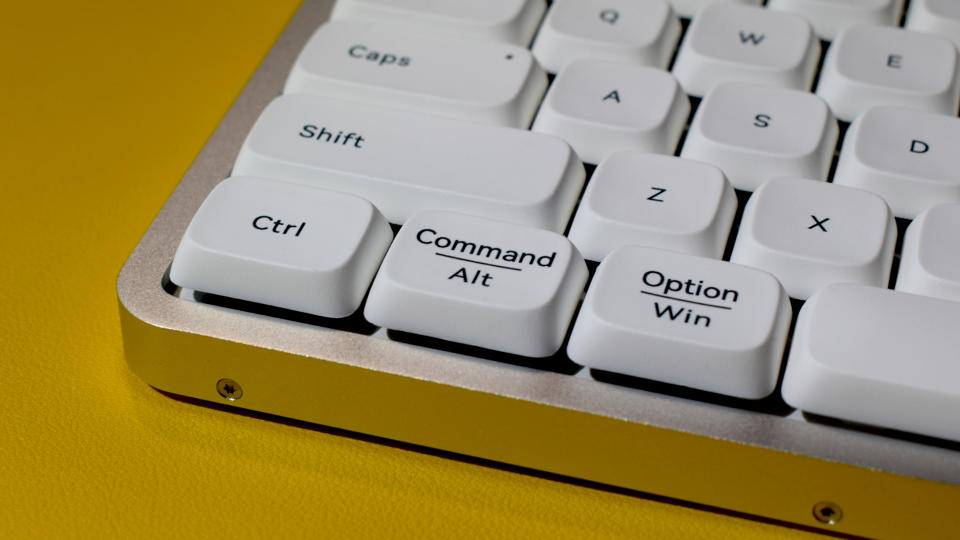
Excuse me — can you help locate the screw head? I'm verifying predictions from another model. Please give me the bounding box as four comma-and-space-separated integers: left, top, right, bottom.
216, 378, 243, 401
812, 501, 843, 525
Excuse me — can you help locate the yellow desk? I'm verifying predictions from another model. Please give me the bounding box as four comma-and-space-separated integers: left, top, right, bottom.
0, 2, 819, 537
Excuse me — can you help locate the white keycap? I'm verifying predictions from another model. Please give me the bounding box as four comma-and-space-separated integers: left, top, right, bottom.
169, 176, 393, 318
783, 283, 960, 443
233, 94, 585, 233
679, 82, 838, 191
815, 25, 960, 122
531, 60, 689, 164
671, 3, 819, 97
567, 153, 736, 261
364, 211, 588, 357
730, 178, 896, 300
667, 0, 761, 18
767, 0, 905, 41
285, 20, 547, 128
331, 0, 547, 46
907, 0, 960, 50
834, 106, 960, 219
530, 0, 681, 73
895, 204, 960, 302
567, 246, 791, 399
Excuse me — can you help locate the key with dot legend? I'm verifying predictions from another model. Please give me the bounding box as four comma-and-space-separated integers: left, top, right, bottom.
286, 20, 547, 127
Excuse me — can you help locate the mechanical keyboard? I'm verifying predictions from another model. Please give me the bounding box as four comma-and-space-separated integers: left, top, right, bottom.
117, 1, 960, 536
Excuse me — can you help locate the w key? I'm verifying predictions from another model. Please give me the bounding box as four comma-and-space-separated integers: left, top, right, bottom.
671, 3, 819, 97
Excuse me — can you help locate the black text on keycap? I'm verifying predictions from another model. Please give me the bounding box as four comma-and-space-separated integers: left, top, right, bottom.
348, 44, 411, 66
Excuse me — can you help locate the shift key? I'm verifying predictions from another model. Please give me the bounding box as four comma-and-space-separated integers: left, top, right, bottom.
233, 93, 585, 233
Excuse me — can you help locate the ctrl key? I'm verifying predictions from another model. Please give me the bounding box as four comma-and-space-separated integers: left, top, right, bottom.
169, 176, 393, 318
567, 246, 791, 399
364, 210, 588, 357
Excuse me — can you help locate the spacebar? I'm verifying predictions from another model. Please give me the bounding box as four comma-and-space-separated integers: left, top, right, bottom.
782, 283, 960, 442
233, 93, 584, 233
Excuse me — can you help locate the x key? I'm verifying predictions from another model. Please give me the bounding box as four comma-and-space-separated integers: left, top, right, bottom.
808, 215, 830, 231
731, 178, 896, 299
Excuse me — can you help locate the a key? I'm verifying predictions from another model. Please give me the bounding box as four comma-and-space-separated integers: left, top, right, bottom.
567, 153, 736, 261
530, 0, 681, 73
895, 204, 960, 302
531, 59, 689, 164
815, 25, 960, 122
782, 283, 960, 443
233, 94, 585, 233
330, 0, 547, 46
285, 20, 547, 128
907, 0, 960, 49
671, 3, 819, 97
833, 106, 960, 219
767, 0, 905, 41
730, 177, 896, 300
169, 176, 393, 318
679, 82, 838, 191
667, 0, 762, 18
364, 210, 588, 358
567, 246, 791, 399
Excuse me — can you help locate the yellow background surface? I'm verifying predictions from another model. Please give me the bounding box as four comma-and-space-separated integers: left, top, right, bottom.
1, 2, 821, 537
